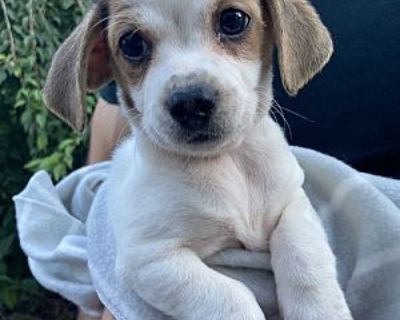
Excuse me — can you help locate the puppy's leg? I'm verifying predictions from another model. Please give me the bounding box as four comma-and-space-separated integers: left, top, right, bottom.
270, 190, 353, 320
117, 243, 265, 320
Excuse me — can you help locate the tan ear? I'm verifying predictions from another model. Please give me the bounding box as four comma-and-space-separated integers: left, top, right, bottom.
43, 5, 112, 132
267, 0, 333, 96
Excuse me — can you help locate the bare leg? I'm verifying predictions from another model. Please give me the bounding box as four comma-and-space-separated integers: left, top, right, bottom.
77, 310, 101, 320
101, 309, 114, 320
88, 98, 130, 164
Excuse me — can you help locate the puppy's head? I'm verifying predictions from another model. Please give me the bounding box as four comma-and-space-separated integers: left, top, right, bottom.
44, 0, 332, 156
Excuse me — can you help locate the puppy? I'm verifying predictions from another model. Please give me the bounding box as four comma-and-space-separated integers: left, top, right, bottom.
44, 0, 353, 319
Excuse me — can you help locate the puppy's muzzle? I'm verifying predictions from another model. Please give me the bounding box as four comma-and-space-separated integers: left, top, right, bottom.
167, 84, 219, 137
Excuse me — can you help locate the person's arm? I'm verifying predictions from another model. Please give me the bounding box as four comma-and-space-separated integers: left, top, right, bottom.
88, 98, 130, 164
77, 309, 113, 320
100, 310, 114, 320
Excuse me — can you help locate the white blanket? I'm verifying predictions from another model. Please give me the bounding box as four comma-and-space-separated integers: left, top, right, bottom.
14, 147, 400, 319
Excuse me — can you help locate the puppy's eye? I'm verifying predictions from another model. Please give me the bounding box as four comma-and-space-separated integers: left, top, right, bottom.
119, 32, 150, 62
219, 8, 250, 37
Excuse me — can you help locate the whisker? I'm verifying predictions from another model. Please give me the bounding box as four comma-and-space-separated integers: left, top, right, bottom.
257, 94, 293, 139
105, 20, 141, 33
90, 16, 110, 32
271, 99, 292, 139
255, 89, 314, 123
275, 104, 314, 123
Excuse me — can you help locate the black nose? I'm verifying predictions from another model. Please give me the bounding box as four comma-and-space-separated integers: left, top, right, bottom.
168, 85, 218, 131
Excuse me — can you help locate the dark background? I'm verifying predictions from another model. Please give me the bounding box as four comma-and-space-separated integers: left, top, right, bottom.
274, 0, 400, 178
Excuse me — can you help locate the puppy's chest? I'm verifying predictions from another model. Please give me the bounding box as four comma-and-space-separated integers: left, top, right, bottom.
186, 159, 280, 252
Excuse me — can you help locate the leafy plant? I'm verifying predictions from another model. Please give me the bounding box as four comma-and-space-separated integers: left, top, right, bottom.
0, 0, 94, 317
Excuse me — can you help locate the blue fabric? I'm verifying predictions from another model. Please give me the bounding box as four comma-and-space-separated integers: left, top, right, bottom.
99, 1, 400, 177
99, 81, 119, 105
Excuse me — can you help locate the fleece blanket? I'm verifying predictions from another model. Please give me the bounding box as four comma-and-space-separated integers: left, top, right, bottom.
14, 147, 400, 320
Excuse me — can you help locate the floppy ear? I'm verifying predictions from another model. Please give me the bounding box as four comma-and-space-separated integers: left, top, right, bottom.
43, 5, 112, 132
267, 0, 333, 96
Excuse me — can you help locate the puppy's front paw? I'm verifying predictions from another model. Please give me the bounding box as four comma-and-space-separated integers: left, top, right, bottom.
283, 289, 353, 320
214, 282, 266, 320
190, 281, 266, 320
287, 306, 353, 320
227, 294, 266, 320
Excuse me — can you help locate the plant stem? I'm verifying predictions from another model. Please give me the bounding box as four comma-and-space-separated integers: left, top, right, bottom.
0, 0, 17, 60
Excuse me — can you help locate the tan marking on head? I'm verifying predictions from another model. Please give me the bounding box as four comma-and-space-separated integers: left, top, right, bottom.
209, 0, 271, 63
264, 0, 333, 95
105, 1, 156, 107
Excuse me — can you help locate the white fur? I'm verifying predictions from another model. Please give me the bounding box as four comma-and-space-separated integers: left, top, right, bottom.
108, 0, 353, 319
109, 121, 352, 320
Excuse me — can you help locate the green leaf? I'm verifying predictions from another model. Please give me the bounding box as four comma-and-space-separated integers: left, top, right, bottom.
35, 113, 47, 128
37, 133, 48, 150
1, 288, 18, 309
0, 71, 6, 84
0, 235, 14, 259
